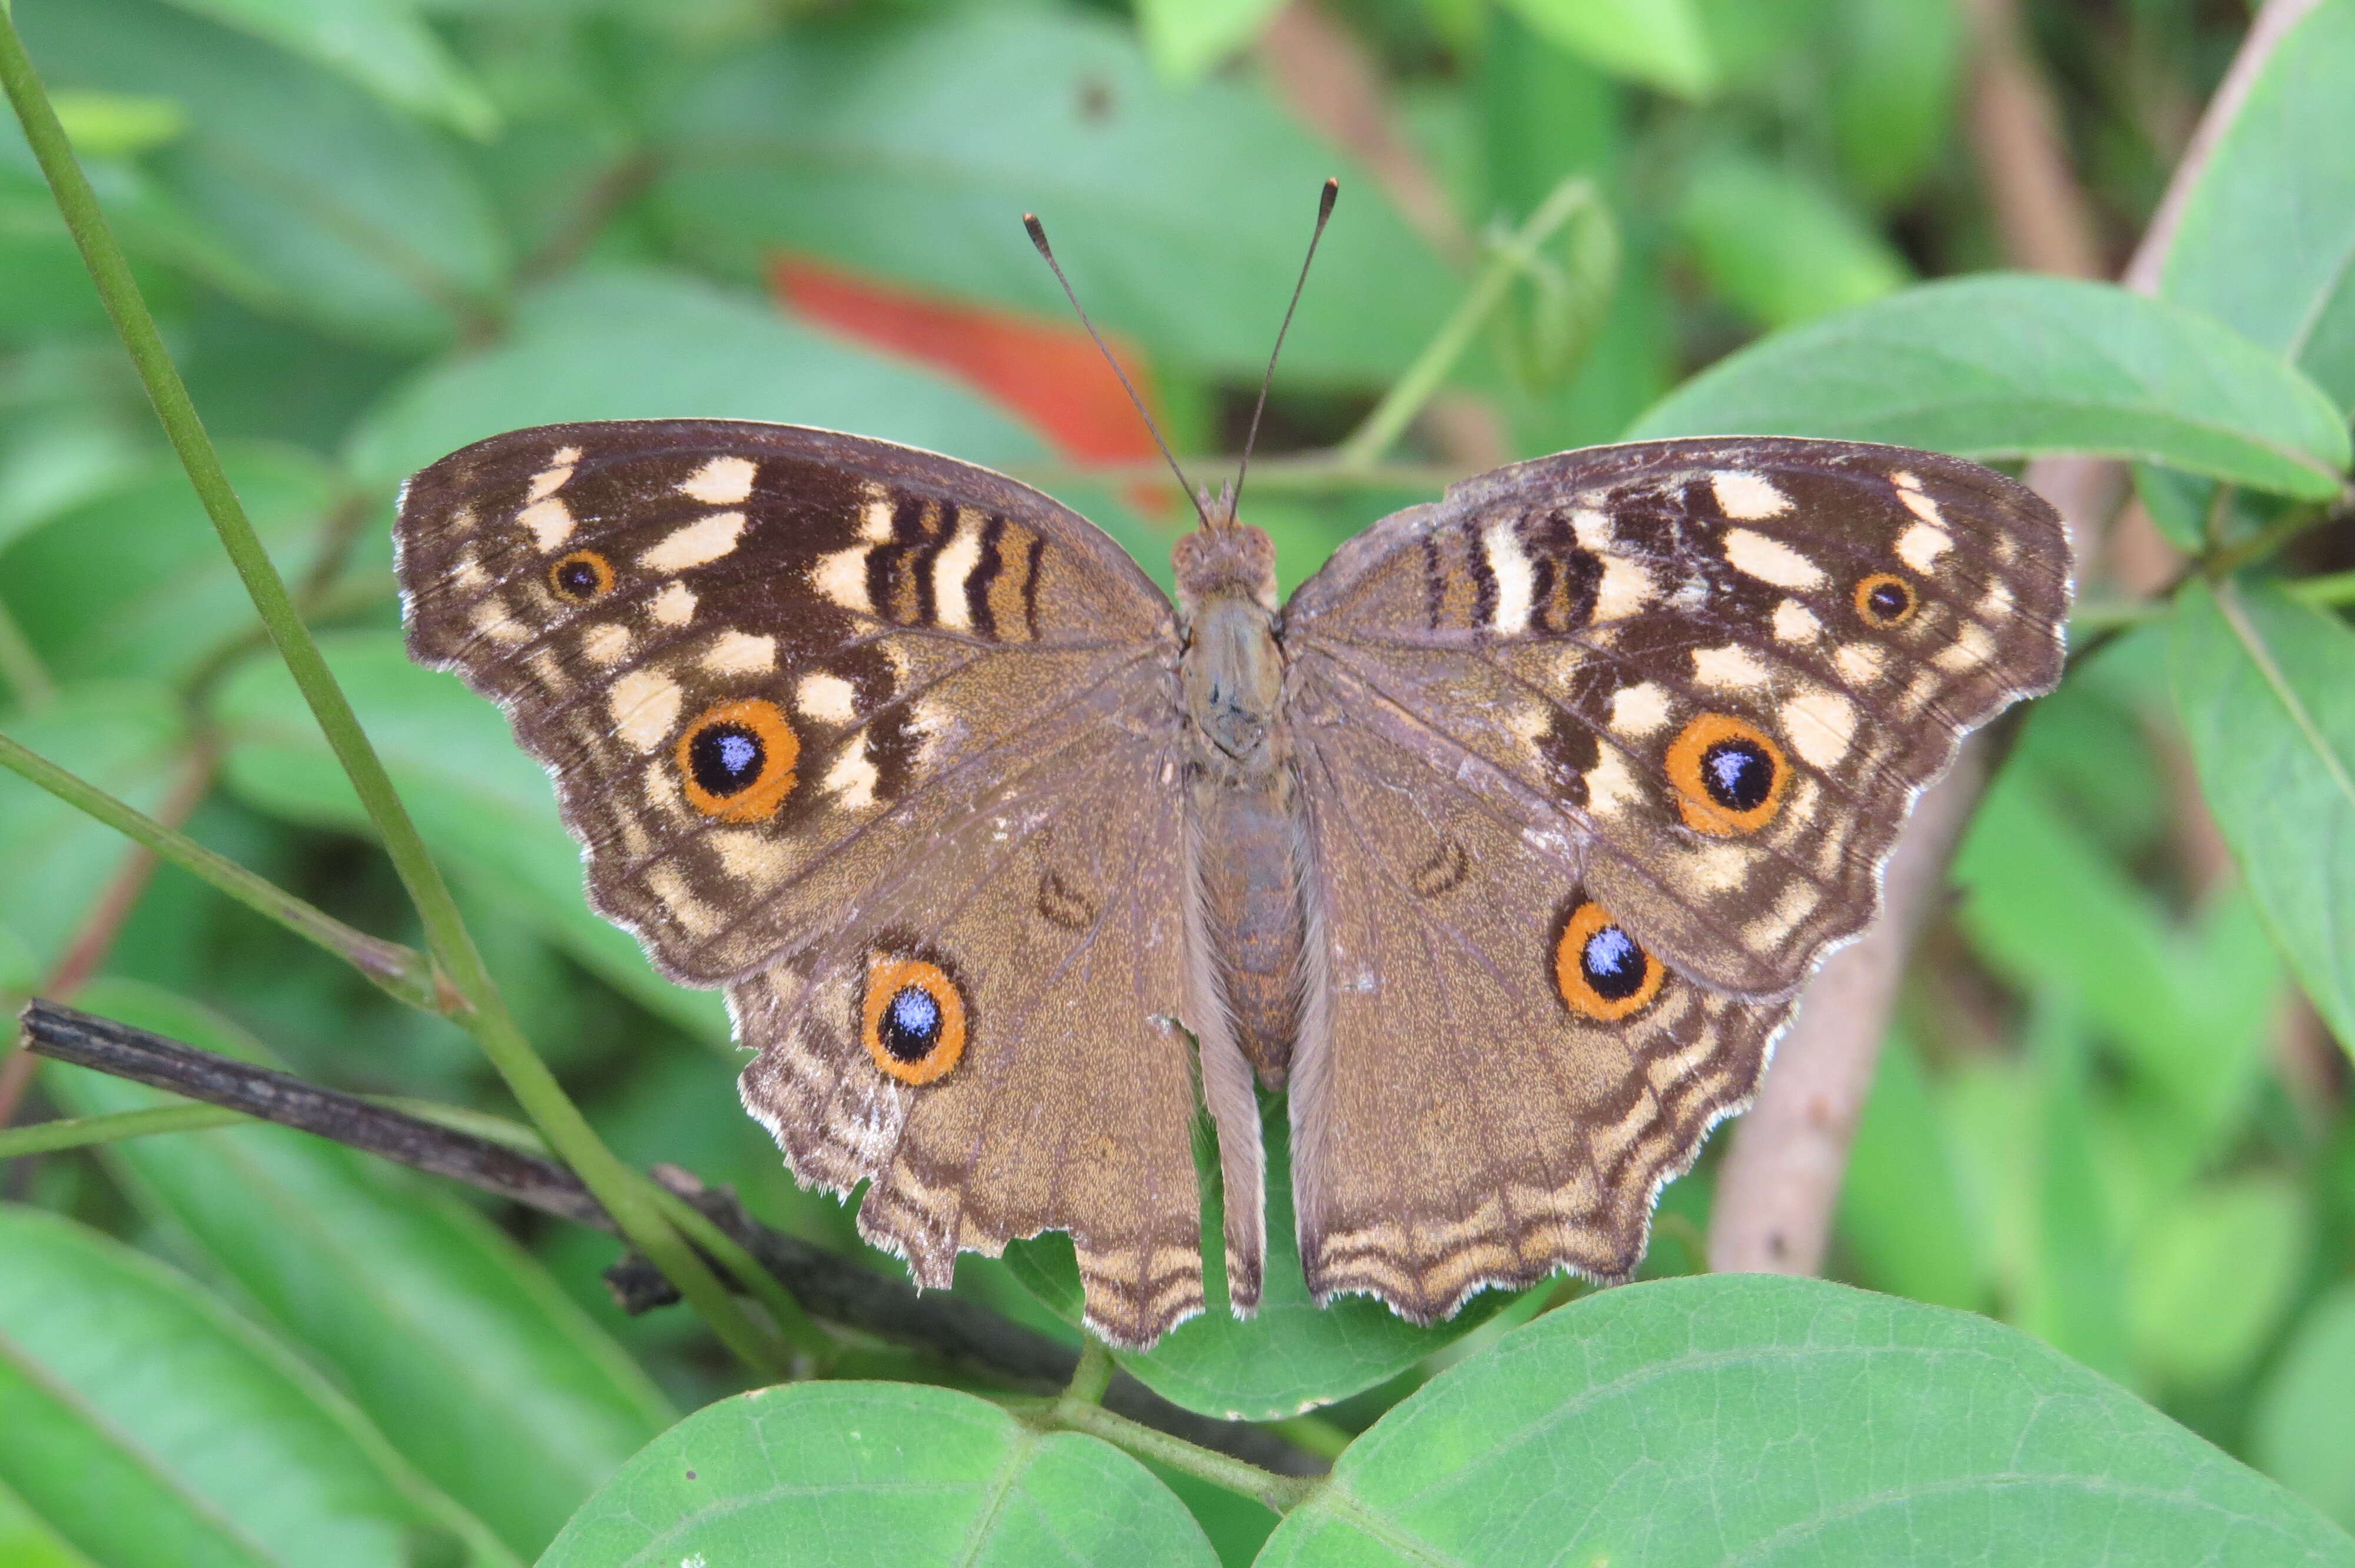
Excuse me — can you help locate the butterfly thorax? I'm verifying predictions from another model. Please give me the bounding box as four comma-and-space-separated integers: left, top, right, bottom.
1176, 523, 1309, 1087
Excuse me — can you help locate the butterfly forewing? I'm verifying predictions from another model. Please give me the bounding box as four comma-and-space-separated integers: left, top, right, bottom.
394, 420, 1214, 1345
1285, 438, 2069, 999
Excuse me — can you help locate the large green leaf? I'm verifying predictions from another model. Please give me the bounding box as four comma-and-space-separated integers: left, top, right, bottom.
1258, 1274, 2355, 1566
1010, 1104, 1525, 1421
651, 8, 1457, 385
540, 1382, 1219, 1567
2157, 0, 2355, 410
0, 1205, 515, 1568
2170, 580, 2355, 1055
18, 0, 508, 348
0, 680, 187, 977
208, 630, 732, 1043
43, 978, 678, 1559
1627, 274, 2351, 498
0, 446, 341, 684
2253, 1281, 2355, 1532
346, 267, 1046, 489
1497, 0, 1716, 99
154, 0, 496, 139
1836, 1029, 1985, 1310
1674, 147, 1910, 328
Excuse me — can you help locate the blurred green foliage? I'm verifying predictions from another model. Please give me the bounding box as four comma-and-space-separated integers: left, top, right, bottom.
2, 0, 2353, 1563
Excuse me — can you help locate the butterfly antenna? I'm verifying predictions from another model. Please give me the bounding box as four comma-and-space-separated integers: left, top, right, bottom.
1232, 177, 1339, 524
1024, 212, 1212, 531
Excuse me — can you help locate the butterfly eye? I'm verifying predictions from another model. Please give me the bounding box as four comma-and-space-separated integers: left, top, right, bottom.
548, 549, 615, 603
676, 699, 800, 822
1665, 713, 1790, 836
1555, 899, 1665, 1021
861, 955, 968, 1084
1853, 572, 1916, 629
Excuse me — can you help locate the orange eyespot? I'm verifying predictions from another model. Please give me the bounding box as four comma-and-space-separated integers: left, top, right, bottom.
676, 699, 800, 822
1555, 900, 1666, 1021
548, 549, 615, 603
1664, 713, 1790, 837
862, 955, 968, 1084
1854, 572, 1916, 629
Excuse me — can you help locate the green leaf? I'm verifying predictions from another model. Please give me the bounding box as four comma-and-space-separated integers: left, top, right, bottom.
1010, 1103, 1524, 1421
2021, 995, 2132, 1386
346, 268, 1046, 490
1258, 1274, 2355, 1566
48, 89, 186, 155
0, 445, 341, 684
2127, 1175, 2308, 1391
0, 680, 187, 977
652, 8, 1458, 385
0, 1204, 516, 1568
2157, 0, 2355, 410
154, 0, 497, 139
19, 0, 509, 348
0, 1476, 100, 1568
1674, 148, 1911, 328
44, 978, 678, 1560
540, 1382, 1219, 1567
1836, 1029, 1985, 1310
1627, 274, 2353, 499
1496, 0, 1717, 99
2253, 1281, 2355, 1532
2170, 580, 2355, 1055
208, 630, 734, 1044
1825, 0, 1962, 204
1134, 0, 1283, 81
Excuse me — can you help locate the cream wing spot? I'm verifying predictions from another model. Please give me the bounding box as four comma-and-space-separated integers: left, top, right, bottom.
1897, 521, 1953, 573
518, 497, 575, 551
643, 863, 721, 937
1482, 517, 1535, 633
1936, 617, 1999, 673
708, 828, 800, 889
609, 669, 683, 752
1723, 527, 1827, 590
526, 463, 573, 503
931, 514, 985, 633
1608, 681, 1674, 737
679, 456, 757, 506
526, 649, 569, 693
581, 623, 632, 666
649, 581, 697, 627
1711, 471, 1792, 521
1583, 749, 1644, 818
1979, 580, 2016, 619
701, 630, 778, 675
1834, 642, 1889, 686
825, 748, 880, 810
795, 671, 860, 726
1691, 644, 1773, 690
1594, 556, 1654, 622
859, 489, 895, 543
639, 511, 747, 573
450, 550, 490, 593
1772, 598, 1823, 645
811, 548, 874, 614
1783, 685, 1858, 768
468, 599, 529, 645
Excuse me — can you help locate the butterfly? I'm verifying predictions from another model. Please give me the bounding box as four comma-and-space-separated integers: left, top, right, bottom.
392, 404, 2068, 1348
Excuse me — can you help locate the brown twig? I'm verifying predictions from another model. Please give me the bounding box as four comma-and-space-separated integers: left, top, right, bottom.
13, 998, 1324, 1476
1958, 0, 2107, 278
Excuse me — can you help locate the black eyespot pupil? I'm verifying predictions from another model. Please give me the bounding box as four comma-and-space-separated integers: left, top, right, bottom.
1581, 925, 1647, 1001
1700, 738, 1774, 812
555, 560, 602, 597
1868, 582, 1909, 619
880, 985, 942, 1061
687, 723, 763, 798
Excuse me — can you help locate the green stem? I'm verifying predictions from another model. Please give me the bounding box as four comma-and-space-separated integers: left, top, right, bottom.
0, 599, 56, 710
1044, 1400, 1319, 1514
2290, 567, 2355, 609
1063, 1338, 1113, 1406
2201, 496, 2325, 580
0, 729, 444, 1011
1335, 177, 1601, 470
645, 1184, 832, 1365
0, 11, 780, 1382
0, 1103, 247, 1160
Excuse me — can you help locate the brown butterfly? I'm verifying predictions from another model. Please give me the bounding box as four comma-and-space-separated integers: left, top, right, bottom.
393, 219, 2067, 1350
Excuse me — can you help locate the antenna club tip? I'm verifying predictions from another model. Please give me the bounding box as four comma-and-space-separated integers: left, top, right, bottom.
1320, 177, 1339, 213
1023, 212, 1049, 251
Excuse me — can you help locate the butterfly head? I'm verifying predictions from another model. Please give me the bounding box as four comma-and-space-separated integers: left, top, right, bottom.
1173, 517, 1278, 620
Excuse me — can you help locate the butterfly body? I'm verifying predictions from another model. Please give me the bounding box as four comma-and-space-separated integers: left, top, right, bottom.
395, 421, 2067, 1348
